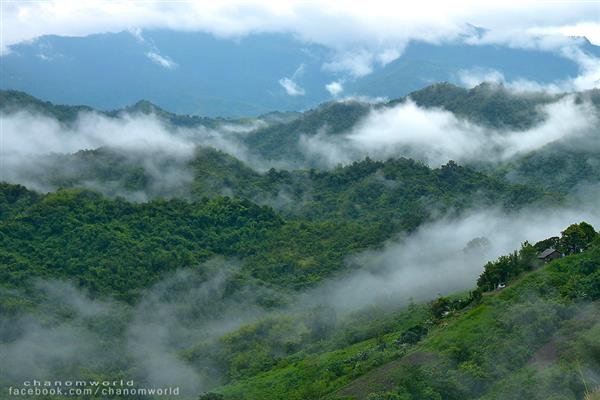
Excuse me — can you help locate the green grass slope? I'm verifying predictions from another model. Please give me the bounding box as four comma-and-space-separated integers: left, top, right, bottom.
205, 226, 600, 400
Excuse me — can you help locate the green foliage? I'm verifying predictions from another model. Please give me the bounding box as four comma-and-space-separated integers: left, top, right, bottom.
0, 89, 226, 128
243, 100, 371, 162
493, 143, 600, 194
477, 223, 597, 294
190, 152, 550, 223
398, 82, 559, 130
2, 157, 542, 299
559, 222, 597, 255
477, 242, 539, 292
4, 86, 600, 400
397, 324, 428, 345
367, 391, 403, 400
215, 234, 600, 400
389, 364, 468, 400
430, 297, 451, 319
533, 236, 560, 252
0, 90, 95, 123
0, 186, 283, 299
23, 147, 192, 199
0, 182, 40, 219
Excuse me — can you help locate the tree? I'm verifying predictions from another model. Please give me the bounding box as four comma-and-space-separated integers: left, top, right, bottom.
518, 241, 538, 270
469, 288, 483, 303
560, 222, 596, 254
305, 305, 337, 341
534, 236, 559, 252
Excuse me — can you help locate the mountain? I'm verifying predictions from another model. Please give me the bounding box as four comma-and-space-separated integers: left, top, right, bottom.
217, 226, 600, 399
0, 151, 548, 296
1, 31, 336, 117
3, 84, 598, 199
3, 175, 596, 399
2, 83, 600, 399
2, 30, 597, 117
493, 139, 600, 194
348, 38, 600, 100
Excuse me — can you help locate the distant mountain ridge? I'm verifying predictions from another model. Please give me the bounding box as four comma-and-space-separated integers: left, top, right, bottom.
6, 81, 596, 127
2, 30, 597, 116
3, 84, 600, 198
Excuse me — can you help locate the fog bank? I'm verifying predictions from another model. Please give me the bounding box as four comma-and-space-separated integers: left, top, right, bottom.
300, 96, 599, 167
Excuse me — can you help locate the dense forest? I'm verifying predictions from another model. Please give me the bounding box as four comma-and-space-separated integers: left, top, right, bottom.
1, 84, 600, 399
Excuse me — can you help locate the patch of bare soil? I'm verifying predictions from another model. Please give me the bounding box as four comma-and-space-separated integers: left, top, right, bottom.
528, 339, 560, 368
336, 351, 439, 400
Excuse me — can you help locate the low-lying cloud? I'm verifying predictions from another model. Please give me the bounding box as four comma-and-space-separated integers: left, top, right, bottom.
0, 261, 270, 397
308, 198, 600, 314
4, 91, 598, 200
0, 109, 266, 200
3, 190, 600, 396
459, 46, 600, 93
146, 51, 178, 69
2, 111, 194, 157
325, 80, 344, 97
300, 96, 599, 167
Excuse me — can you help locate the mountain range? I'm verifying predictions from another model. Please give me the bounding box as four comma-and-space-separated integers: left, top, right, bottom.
2, 30, 598, 116
2, 79, 600, 399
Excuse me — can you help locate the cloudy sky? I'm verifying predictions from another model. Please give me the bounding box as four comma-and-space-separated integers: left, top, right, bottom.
2, 1, 599, 55
1, 1, 599, 96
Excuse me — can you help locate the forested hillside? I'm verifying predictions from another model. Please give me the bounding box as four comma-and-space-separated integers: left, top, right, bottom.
3, 175, 598, 399
0, 151, 546, 299
213, 225, 600, 400
4, 83, 599, 194
1, 84, 600, 400
5, 2, 600, 399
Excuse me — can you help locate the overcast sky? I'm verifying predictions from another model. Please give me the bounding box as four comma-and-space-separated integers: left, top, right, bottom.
2, 1, 599, 48
1, 1, 599, 79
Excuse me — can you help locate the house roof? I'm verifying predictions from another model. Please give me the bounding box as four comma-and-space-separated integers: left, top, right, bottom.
538, 247, 559, 258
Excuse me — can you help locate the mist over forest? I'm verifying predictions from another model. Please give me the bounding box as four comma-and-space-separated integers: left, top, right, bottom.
2, 2, 600, 400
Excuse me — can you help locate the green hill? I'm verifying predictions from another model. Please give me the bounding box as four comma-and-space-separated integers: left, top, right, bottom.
2, 86, 600, 399
0, 89, 233, 129
210, 224, 600, 400
491, 142, 600, 194
0, 154, 548, 298
403, 82, 559, 130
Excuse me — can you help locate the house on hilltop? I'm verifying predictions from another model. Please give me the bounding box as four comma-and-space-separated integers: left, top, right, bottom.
537, 248, 562, 263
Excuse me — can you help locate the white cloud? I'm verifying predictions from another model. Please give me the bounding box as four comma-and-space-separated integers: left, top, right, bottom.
3, 1, 599, 74
129, 27, 145, 43
458, 46, 600, 93
0, 108, 276, 198
309, 203, 600, 313
145, 51, 177, 69
300, 96, 598, 167
279, 63, 306, 96
325, 80, 344, 96
279, 77, 305, 96
1, 111, 194, 158
323, 49, 374, 77
377, 48, 402, 66
530, 22, 600, 46
458, 68, 505, 87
